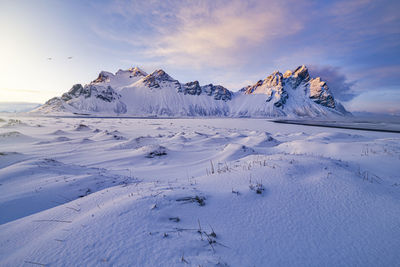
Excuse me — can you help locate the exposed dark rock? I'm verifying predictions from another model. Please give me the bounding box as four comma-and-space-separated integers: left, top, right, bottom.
202, 84, 232, 101
273, 90, 288, 108
91, 71, 112, 84
143, 69, 181, 90
309, 78, 335, 108
181, 81, 202, 95
242, 65, 337, 110
61, 84, 89, 101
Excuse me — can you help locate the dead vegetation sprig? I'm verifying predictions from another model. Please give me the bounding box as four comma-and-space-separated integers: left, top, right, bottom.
176, 195, 206, 206
249, 175, 265, 194
24, 260, 47, 266
33, 219, 72, 223
206, 156, 280, 176
357, 167, 383, 184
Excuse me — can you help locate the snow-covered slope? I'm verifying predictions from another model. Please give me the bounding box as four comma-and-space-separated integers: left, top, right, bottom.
34, 65, 349, 117
0, 116, 399, 266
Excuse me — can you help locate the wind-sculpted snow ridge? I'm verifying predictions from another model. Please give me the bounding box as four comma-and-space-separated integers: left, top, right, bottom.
1, 116, 399, 266
33, 65, 349, 117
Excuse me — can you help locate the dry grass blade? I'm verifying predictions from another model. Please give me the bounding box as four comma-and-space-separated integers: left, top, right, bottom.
33, 219, 72, 223
24, 261, 47, 266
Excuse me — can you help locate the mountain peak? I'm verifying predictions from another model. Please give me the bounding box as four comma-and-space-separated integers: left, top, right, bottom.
143, 69, 179, 89
241, 65, 339, 110
91, 71, 114, 84
283, 65, 309, 78
150, 69, 171, 78
34, 65, 348, 117
281, 65, 311, 88
127, 66, 147, 76
115, 67, 147, 78
293, 65, 309, 79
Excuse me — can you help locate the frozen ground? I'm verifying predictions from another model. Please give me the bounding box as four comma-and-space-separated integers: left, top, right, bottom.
0, 115, 399, 266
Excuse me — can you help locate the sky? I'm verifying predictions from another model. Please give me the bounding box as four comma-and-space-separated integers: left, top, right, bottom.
0, 0, 399, 114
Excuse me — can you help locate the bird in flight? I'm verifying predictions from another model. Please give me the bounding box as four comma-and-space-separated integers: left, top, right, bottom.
47, 57, 52, 60
67, 56, 73, 59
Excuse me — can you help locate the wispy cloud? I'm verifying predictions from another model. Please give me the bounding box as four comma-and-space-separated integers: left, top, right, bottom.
355, 65, 400, 80
325, 0, 400, 46
308, 65, 357, 101
347, 88, 400, 114
87, 0, 400, 113
91, 0, 399, 70
152, 1, 304, 67
92, 0, 306, 68
1, 0, 398, 112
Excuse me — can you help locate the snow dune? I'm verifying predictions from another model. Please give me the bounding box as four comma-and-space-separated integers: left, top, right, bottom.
0, 116, 399, 266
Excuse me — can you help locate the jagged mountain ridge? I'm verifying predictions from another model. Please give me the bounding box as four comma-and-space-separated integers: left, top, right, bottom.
34, 65, 349, 117
242, 66, 335, 108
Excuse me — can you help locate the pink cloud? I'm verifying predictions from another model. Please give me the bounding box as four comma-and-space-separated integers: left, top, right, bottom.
94, 0, 307, 68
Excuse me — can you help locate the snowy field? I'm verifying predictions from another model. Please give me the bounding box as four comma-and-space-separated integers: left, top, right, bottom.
0, 115, 399, 266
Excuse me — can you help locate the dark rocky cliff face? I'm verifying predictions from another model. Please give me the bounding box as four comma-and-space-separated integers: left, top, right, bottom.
309, 78, 335, 108
242, 65, 337, 109
143, 69, 181, 90
179, 81, 232, 101
202, 84, 232, 101
61, 84, 121, 103
181, 81, 202, 95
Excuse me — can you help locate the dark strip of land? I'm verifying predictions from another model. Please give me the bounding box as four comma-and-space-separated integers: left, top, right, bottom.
272, 120, 400, 133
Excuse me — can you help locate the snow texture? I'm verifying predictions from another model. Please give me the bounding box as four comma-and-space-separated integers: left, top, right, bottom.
0, 115, 399, 266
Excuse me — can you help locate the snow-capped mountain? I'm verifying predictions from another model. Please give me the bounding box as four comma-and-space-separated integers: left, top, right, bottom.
231, 65, 348, 117
34, 65, 349, 117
